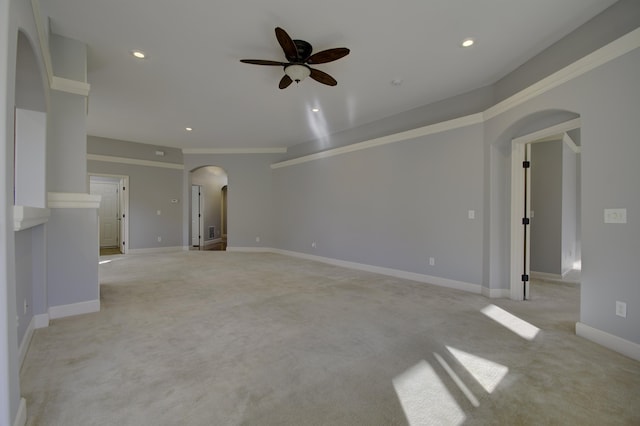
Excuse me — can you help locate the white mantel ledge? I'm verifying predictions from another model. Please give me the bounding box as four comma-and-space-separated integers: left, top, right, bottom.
14, 205, 50, 231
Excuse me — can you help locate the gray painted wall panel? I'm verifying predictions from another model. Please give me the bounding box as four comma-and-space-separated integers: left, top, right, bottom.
14, 229, 34, 344
47, 91, 87, 193
46, 209, 99, 306
88, 136, 183, 165
274, 124, 484, 285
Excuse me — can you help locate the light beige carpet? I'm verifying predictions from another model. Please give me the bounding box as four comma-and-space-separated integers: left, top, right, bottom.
21, 252, 640, 425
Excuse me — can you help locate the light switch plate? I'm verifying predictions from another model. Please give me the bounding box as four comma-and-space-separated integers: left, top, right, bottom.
604, 208, 626, 223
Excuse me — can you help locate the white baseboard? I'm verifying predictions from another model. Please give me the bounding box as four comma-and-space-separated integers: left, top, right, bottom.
269, 248, 482, 294
226, 246, 270, 253
481, 287, 511, 298
48, 299, 100, 320
128, 246, 187, 254
204, 238, 222, 247
34, 313, 50, 328
13, 398, 26, 426
576, 322, 640, 362
19, 317, 35, 369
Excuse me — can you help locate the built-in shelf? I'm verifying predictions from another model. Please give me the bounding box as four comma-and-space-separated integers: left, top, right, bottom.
13, 205, 50, 231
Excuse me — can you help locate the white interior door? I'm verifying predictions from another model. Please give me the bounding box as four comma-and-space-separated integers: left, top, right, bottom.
91, 181, 119, 247
191, 185, 201, 247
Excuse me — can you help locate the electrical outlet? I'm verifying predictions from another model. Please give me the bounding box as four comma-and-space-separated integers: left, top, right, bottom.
256, 236, 260, 243
616, 301, 627, 318
468, 210, 475, 219
429, 257, 435, 266
156, 210, 161, 215
157, 236, 162, 242
311, 241, 317, 248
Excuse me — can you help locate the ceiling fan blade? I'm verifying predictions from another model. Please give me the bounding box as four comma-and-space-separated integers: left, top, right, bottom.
240, 59, 287, 66
306, 48, 350, 65
279, 75, 293, 89
275, 27, 299, 62
309, 68, 337, 86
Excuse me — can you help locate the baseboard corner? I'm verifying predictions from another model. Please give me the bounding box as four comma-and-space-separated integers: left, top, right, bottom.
13, 397, 27, 426
49, 299, 100, 320
576, 322, 640, 362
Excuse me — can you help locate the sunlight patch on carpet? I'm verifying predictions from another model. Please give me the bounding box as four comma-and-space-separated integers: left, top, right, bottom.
481, 304, 540, 341
393, 360, 465, 426
446, 346, 509, 394
433, 352, 480, 407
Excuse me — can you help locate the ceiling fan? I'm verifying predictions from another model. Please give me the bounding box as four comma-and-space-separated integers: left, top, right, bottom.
240, 27, 350, 89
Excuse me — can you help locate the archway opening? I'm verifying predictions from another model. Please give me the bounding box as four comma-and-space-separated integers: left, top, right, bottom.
189, 166, 228, 251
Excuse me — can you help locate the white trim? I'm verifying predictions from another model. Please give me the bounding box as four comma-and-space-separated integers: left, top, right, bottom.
13, 398, 27, 426
271, 114, 484, 169
484, 27, 640, 120
34, 313, 49, 329
13, 205, 50, 231
226, 246, 270, 253
51, 76, 90, 97
563, 133, 581, 154
48, 299, 100, 320
87, 154, 184, 170
576, 322, 640, 362
18, 317, 35, 369
30, 0, 53, 87
481, 287, 511, 298
182, 147, 287, 155
228, 247, 482, 294
48, 192, 101, 209
512, 118, 582, 145
127, 246, 187, 254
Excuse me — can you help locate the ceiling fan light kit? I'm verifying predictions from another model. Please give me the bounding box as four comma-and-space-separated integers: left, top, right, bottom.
241, 27, 350, 89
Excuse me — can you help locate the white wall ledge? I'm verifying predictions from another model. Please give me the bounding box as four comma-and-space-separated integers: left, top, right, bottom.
13, 205, 50, 231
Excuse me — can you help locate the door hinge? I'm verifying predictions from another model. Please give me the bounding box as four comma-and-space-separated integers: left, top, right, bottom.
521, 274, 529, 282
522, 161, 531, 168
122, 186, 126, 190
122, 241, 125, 246
522, 217, 530, 225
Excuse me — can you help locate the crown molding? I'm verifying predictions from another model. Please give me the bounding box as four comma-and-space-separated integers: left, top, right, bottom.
182, 147, 287, 155
13, 205, 50, 231
271, 114, 484, 169
48, 192, 101, 208
87, 154, 184, 170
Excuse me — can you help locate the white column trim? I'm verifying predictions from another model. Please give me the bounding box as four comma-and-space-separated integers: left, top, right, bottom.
13, 206, 50, 231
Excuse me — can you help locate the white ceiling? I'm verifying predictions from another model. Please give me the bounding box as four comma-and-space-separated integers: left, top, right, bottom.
39, 0, 616, 150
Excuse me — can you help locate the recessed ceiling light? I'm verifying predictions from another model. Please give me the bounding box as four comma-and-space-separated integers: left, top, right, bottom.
131, 49, 146, 59
311, 108, 320, 113
461, 38, 475, 48
185, 127, 193, 132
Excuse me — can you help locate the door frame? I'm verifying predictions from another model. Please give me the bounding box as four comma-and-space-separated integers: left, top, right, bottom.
191, 184, 203, 249
89, 173, 130, 254
509, 118, 580, 300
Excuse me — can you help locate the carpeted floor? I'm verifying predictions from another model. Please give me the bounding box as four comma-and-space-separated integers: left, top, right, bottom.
20, 252, 640, 425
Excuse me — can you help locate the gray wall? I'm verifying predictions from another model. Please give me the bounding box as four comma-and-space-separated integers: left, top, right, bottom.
88, 136, 184, 250
183, 154, 278, 249
14, 230, 34, 345
274, 123, 485, 285
484, 47, 640, 344
531, 141, 563, 275
88, 161, 183, 250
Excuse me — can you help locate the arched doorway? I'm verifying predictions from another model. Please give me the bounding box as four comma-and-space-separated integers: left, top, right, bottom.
509, 115, 581, 300
189, 166, 228, 251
